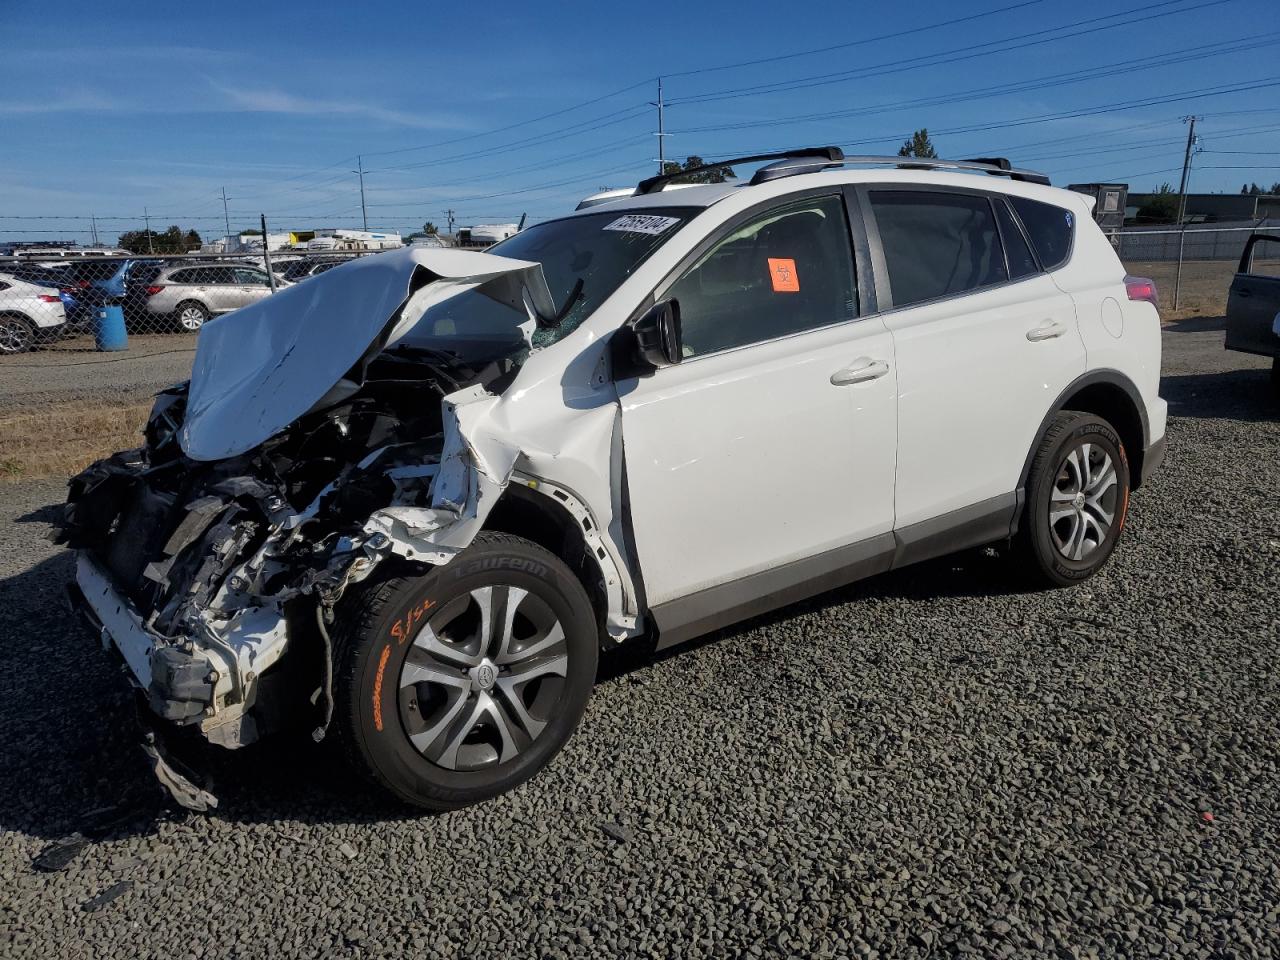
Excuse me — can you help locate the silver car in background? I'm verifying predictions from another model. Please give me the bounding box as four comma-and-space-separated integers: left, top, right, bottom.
144, 264, 282, 331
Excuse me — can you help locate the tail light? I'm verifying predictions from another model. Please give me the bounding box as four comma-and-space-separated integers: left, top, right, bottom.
145, 285, 165, 296
76, 279, 91, 288
38, 294, 62, 303
1124, 276, 1158, 308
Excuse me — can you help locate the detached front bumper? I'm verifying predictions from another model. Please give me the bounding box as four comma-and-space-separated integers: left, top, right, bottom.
69, 552, 291, 748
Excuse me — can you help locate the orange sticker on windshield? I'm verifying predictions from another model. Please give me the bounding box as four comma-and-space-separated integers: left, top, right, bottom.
768, 258, 799, 292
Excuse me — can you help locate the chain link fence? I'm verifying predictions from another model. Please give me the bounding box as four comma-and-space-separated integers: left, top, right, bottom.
0, 249, 394, 355
1111, 222, 1278, 314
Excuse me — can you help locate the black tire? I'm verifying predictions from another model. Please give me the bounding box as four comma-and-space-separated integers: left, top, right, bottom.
1271, 357, 1279, 401
1015, 411, 1131, 588
173, 301, 209, 332
332, 532, 598, 810
0, 313, 36, 354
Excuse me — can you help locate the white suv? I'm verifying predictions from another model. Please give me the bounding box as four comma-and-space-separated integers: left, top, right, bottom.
61, 149, 1166, 810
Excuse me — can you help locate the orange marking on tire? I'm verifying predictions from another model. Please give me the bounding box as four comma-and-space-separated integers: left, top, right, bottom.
373, 644, 391, 732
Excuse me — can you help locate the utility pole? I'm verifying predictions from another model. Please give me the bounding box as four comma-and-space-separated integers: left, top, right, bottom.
144, 207, 154, 253
221, 187, 232, 240
650, 77, 669, 175
354, 156, 368, 231
261, 214, 277, 292
445, 208, 456, 235
90, 215, 99, 247
1175, 115, 1199, 226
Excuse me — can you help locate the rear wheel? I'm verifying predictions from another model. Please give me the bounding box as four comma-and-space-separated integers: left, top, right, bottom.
0, 313, 36, 354
173, 301, 208, 332
1015, 411, 1131, 587
333, 533, 598, 810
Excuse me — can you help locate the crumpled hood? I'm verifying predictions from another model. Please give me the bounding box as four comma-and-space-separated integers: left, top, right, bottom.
180, 247, 553, 461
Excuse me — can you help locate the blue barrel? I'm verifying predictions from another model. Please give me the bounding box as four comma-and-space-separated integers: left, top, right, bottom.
95, 302, 128, 351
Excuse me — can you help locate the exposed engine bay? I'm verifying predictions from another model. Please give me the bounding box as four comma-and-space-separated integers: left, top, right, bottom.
53, 247, 622, 759
59, 344, 512, 748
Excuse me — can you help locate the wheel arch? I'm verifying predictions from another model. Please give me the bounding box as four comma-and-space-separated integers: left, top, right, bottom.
480, 480, 632, 647
1020, 370, 1150, 494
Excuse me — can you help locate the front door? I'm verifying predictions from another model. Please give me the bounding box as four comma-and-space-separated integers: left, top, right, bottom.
618, 192, 898, 625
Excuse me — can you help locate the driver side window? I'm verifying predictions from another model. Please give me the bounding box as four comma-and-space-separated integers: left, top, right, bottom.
666, 194, 857, 358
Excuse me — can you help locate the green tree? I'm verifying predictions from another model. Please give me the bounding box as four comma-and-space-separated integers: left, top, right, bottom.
897, 128, 938, 159
117, 225, 202, 254
423, 221, 438, 235
661, 155, 737, 183
1135, 182, 1180, 224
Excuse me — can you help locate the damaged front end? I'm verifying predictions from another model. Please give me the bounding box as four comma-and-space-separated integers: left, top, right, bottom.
57, 248, 555, 752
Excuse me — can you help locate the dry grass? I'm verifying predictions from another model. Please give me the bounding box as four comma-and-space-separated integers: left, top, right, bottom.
1, 399, 151, 480
1121, 259, 1237, 321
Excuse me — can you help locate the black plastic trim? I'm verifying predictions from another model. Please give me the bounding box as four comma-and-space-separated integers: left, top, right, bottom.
1015, 368, 1151, 495
651, 533, 895, 651
891, 493, 1018, 569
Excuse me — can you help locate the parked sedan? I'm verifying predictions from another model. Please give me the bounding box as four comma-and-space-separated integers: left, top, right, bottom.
1225, 233, 1280, 398
0, 273, 68, 353
144, 264, 281, 331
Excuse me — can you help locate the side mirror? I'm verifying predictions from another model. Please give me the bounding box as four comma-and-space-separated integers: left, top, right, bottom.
622, 299, 683, 376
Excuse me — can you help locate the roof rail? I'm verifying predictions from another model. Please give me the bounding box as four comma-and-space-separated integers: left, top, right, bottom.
838, 155, 1051, 185
633, 147, 1050, 195
634, 147, 844, 195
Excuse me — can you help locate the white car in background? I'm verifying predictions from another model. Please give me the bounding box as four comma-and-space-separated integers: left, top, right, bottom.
0, 273, 68, 353
62, 148, 1166, 811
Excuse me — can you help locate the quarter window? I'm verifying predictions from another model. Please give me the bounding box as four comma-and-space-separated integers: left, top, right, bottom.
666, 194, 857, 358
869, 191, 1007, 309
1008, 195, 1074, 270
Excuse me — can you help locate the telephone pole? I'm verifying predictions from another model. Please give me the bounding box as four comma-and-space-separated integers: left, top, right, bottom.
1175, 116, 1199, 226
354, 156, 368, 230
651, 77, 669, 175
221, 187, 233, 239
90, 215, 99, 247
144, 207, 154, 253
445, 208, 456, 235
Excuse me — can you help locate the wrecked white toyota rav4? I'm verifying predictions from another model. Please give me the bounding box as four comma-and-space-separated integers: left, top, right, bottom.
60, 149, 1167, 810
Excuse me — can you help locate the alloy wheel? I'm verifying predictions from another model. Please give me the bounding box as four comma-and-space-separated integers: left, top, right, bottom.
1048, 441, 1119, 561
398, 585, 569, 771
0, 316, 34, 354
178, 306, 206, 331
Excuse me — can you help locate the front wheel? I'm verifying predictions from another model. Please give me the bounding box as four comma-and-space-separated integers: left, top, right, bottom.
333, 533, 598, 810
1015, 411, 1131, 588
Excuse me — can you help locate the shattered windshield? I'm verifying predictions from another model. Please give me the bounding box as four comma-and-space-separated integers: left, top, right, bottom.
392, 207, 694, 359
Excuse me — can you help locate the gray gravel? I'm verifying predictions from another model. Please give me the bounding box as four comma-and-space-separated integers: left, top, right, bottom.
2, 319, 1278, 959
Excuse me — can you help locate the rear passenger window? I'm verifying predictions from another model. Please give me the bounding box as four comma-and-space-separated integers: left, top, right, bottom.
667, 194, 857, 358
995, 200, 1039, 280
169, 269, 195, 283
869, 191, 1007, 308
1009, 196, 1074, 270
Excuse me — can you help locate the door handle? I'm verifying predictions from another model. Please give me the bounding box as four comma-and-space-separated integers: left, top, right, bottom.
830, 358, 890, 386
1026, 320, 1067, 342
1236, 288, 1252, 298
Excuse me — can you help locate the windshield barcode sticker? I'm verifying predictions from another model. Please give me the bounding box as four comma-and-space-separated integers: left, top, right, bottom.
602, 214, 680, 235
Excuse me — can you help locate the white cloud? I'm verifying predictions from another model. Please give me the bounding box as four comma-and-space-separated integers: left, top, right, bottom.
210, 82, 472, 130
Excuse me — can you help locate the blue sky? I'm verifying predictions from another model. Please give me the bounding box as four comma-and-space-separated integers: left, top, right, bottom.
2, 0, 1278, 243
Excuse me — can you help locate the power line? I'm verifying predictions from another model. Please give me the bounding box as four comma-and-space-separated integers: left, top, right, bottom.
666, 0, 1230, 107
672, 30, 1279, 136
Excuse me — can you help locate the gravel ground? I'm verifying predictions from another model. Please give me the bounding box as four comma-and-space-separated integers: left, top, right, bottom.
1, 321, 1277, 959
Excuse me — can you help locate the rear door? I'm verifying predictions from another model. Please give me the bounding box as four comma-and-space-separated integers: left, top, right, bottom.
1226, 234, 1280, 358
861, 185, 1085, 531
